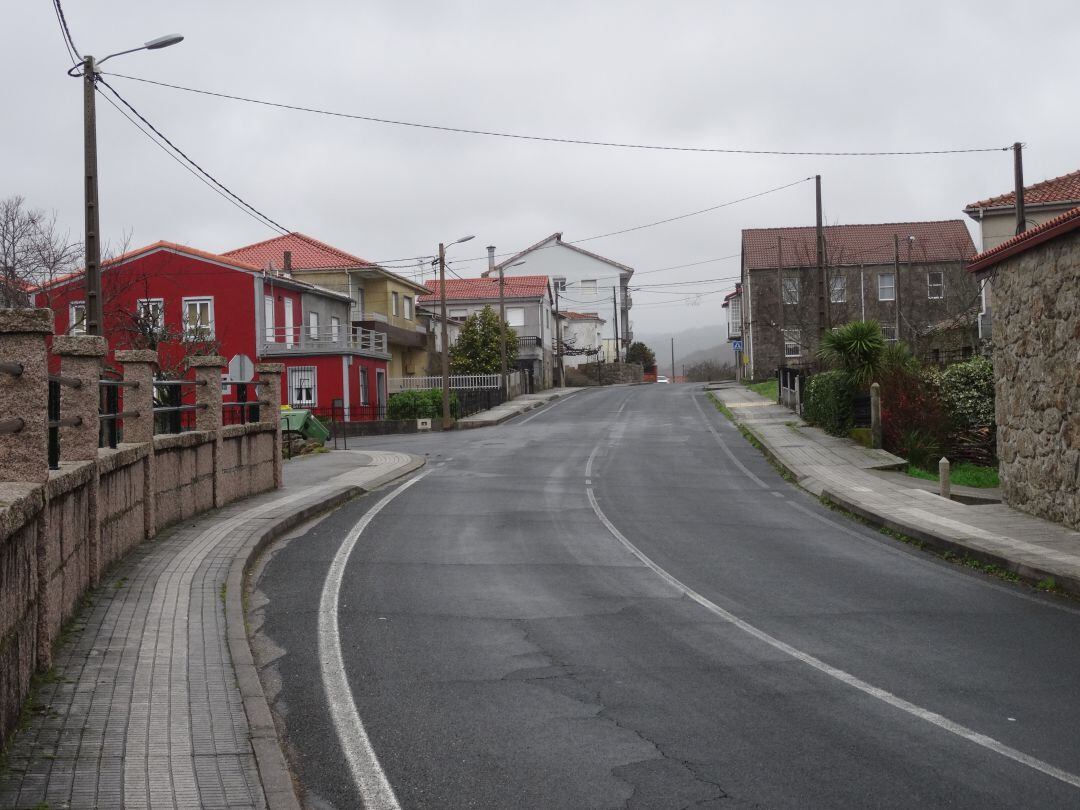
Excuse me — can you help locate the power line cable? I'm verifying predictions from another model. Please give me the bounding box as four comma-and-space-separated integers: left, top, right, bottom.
52, 0, 80, 64
104, 71, 1012, 157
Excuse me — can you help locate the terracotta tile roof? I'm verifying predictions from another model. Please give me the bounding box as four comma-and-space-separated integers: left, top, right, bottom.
487, 232, 634, 275
418, 275, 551, 304
223, 232, 376, 270
966, 206, 1080, 274
562, 310, 605, 321
964, 169, 1080, 212
742, 220, 975, 271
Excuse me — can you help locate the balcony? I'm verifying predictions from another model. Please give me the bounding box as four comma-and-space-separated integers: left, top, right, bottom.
517, 335, 544, 356
260, 325, 389, 358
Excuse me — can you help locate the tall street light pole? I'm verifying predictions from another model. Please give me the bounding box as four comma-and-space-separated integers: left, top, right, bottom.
78, 34, 184, 335
494, 257, 525, 398
439, 234, 474, 429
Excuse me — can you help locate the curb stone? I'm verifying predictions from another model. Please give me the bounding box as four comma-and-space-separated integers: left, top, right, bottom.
225, 454, 426, 810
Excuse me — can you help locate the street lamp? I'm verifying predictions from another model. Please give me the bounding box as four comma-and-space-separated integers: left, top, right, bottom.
439, 234, 475, 429
77, 34, 184, 335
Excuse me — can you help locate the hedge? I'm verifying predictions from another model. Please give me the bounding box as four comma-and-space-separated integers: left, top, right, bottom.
387, 388, 459, 419
803, 370, 855, 436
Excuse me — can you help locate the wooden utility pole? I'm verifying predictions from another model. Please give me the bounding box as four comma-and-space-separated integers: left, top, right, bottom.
1013, 142, 1027, 236
489, 246, 509, 397
893, 234, 901, 344
553, 285, 564, 387
83, 55, 103, 336
439, 242, 452, 429
815, 174, 826, 338
777, 234, 784, 339
611, 287, 621, 363
670, 337, 675, 381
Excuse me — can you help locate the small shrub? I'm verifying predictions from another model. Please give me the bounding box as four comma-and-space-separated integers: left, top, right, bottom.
387, 388, 459, 419
803, 370, 855, 436
895, 429, 942, 470
880, 366, 949, 460
939, 356, 994, 429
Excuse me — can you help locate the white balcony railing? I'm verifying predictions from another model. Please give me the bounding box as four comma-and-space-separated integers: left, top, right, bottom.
388, 374, 501, 393
260, 325, 388, 356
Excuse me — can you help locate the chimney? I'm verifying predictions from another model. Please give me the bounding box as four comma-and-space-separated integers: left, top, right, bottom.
283, 250, 292, 274
487, 245, 496, 275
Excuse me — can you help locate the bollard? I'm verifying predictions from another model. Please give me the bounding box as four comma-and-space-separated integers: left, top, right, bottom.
939, 457, 951, 500
870, 382, 882, 449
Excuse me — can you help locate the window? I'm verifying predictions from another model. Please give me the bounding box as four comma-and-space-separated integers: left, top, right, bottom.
783, 329, 801, 357
359, 367, 369, 405
782, 276, 799, 304
449, 308, 468, 319
182, 297, 214, 338
580, 279, 597, 296
264, 296, 275, 341
353, 288, 364, 316
283, 299, 295, 347
137, 298, 165, 332
507, 307, 526, 327
878, 273, 895, 301
308, 311, 319, 340
928, 271, 944, 299
69, 301, 86, 335
288, 366, 317, 406
829, 275, 846, 303
403, 296, 413, 320
330, 315, 340, 341
391, 291, 400, 316
881, 324, 897, 342
553, 277, 567, 293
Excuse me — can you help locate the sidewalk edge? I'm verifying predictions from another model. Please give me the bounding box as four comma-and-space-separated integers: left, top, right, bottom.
224, 454, 426, 810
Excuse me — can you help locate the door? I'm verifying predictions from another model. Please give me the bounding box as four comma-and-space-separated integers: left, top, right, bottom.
376, 369, 387, 417
284, 299, 295, 348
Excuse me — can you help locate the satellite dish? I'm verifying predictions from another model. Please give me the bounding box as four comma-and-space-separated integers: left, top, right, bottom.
228, 354, 255, 383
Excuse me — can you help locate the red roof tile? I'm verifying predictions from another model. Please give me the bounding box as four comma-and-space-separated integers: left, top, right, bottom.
418, 276, 551, 304
966, 206, 1080, 274
223, 232, 376, 270
742, 220, 975, 271
562, 310, 604, 321
964, 169, 1080, 212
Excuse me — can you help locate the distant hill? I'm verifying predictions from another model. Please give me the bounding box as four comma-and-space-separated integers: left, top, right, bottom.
634, 325, 735, 374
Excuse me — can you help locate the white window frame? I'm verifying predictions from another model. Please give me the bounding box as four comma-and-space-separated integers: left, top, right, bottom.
308, 311, 319, 340
579, 279, 598, 296
449, 308, 468, 319
330, 315, 340, 341
881, 324, 898, 342
403, 296, 413, 320
137, 298, 165, 332
782, 276, 799, 305
553, 277, 567, 293
506, 306, 526, 328
264, 296, 276, 342
283, 298, 295, 348
927, 270, 944, 299
878, 273, 895, 302
287, 365, 317, 407
69, 301, 87, 335
391, 291, 400, 317
829, 275, 846, 303
783, 328, 801, 357
182, 296, 214, 338
359, 366, 370, 406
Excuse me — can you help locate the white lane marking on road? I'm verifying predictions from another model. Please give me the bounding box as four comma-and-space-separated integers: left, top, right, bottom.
690, 394, 771, 490
584, 484, 1080, 791
585, 445, 600, 479
319, 470, 432, 810
514, 391, 584, 425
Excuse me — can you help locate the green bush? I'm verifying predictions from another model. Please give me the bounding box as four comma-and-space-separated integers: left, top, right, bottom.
387, 388, 459, 419
803, 370, 855, 436
938, 356, 994, 429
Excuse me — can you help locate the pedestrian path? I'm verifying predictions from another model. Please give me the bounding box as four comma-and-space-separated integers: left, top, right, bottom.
0, 450, 422, 810
456, 387, 585, 428
709, 382, 1080, 595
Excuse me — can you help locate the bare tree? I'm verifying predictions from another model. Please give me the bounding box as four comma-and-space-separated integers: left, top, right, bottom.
0, 196, 82, 307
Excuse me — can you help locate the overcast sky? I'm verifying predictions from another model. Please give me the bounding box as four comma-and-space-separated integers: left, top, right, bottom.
6, 1, 1078, 336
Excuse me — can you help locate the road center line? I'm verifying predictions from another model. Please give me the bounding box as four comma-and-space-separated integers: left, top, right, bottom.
514, 391, 583, 425
584, 481, 1080, 791
318, 470, 432, 810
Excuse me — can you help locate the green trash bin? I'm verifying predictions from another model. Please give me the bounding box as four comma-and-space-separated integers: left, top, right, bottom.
279, 409, 330, 443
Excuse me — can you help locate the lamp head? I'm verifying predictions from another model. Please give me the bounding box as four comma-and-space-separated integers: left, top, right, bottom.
145, 34, 184, 50
454, 235, 475, 245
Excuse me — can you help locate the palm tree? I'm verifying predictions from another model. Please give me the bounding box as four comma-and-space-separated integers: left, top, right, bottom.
816, 320, 885, 390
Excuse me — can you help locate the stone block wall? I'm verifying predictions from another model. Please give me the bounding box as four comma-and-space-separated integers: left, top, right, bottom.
577, 362, 644, 385
220, 424, 278, 505
991, 229, 1080, 529
153, 433, 218, 527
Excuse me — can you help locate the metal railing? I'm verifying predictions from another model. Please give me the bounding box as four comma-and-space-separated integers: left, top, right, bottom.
517, 336, 542, 350
152, 378, 207, 435
259, 324, 388, 355
221, 379, 269, 426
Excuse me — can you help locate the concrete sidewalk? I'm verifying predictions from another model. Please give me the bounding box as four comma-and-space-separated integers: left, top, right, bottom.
0, 449, 423, 810
455, 386, 585, 428
709, 382, 1080, 596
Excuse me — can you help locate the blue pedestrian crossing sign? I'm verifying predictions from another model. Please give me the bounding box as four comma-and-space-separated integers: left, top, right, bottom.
732, 340, 743, 352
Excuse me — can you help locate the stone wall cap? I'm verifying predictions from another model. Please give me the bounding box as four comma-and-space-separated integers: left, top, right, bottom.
254, 363, 285, 373
114, 349, 159, 364
53, 334, 108, 357
0, 308, 55, 334
185, 355, 226, 369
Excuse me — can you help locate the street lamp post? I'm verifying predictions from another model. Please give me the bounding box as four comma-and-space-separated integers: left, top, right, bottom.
78, 34, 183, 335
439, 235, 475, 429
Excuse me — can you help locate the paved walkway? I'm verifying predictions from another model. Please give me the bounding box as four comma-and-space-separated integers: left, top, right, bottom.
0, 450, 422, 810
456, 386, 585, 428
709, 382, 1080, 595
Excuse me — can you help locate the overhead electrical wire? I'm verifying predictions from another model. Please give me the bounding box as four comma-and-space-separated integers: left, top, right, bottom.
104, 71, 1011, 157
52, 0, 80, 65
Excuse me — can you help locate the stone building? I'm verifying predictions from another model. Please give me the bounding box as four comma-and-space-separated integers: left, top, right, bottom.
738, 221, 977, 381
966, 206, 1080, 530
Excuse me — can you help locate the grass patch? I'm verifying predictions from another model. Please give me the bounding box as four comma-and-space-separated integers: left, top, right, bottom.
745, 379, 778, 401
905, 462, 999, 488
706, 393, 794, 483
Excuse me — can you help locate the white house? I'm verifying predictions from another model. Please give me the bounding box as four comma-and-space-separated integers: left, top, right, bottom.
559, 311, 606, 370
486, 233, 633, 350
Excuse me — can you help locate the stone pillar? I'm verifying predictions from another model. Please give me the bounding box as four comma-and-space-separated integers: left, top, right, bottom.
870, 382, 882, 450
187, 356, 225, 507
116, 350, 158, 539
256, 362, 284, 489
0, 309, 53, 484
52, 334, 107, 589
939, 457, 951, 501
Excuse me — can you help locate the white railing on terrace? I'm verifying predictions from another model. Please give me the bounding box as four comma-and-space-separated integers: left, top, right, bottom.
261, 325, 388, 355
388, 374, 501, 393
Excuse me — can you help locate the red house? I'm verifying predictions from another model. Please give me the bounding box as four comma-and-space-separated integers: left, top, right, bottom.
35, 241, 391, 416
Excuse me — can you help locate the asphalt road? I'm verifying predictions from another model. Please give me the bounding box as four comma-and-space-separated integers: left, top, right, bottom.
253, 384, 1080, 809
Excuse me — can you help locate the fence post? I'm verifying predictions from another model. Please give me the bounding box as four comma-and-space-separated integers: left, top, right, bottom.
256, 362, 284, 489
939, 457, 951, 500
115, 350, 158, 539
187, 355, 225, 507
0, 309, 53, 484
870, 382, 882, 450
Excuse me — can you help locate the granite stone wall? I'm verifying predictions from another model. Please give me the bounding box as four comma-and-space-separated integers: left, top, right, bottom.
577, 362, 644, 385
990, 229, 1080, 529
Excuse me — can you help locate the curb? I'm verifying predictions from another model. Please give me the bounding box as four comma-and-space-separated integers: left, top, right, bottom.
224, 454, 426, 810
456, 390, 582, 430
